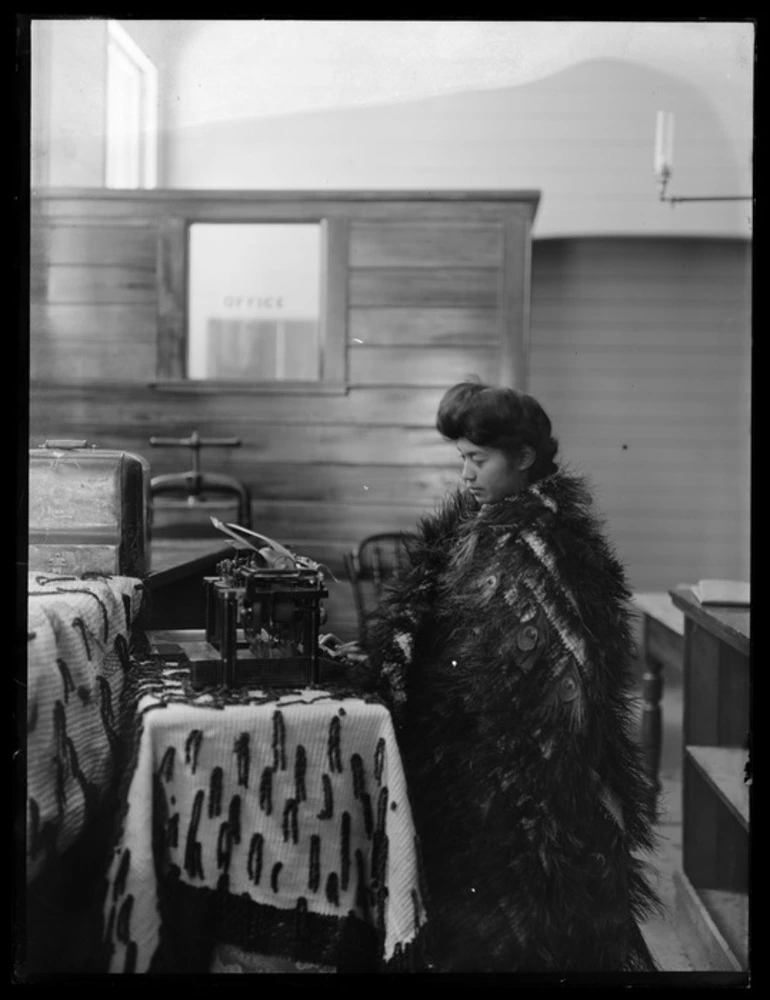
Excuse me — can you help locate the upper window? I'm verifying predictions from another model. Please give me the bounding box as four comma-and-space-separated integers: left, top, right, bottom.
187, 223, 322, 382
105, 20, 158, 189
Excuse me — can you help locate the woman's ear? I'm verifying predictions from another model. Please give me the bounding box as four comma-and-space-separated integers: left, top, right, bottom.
517, 445, 536, 471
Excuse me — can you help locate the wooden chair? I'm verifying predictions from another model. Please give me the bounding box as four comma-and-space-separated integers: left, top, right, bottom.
344, 532, 416, 646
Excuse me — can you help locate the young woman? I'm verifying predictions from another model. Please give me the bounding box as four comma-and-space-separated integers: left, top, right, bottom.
364, 381, 660, 973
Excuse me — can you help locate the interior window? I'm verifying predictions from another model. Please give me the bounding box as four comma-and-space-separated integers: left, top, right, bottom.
187, 223, 323, 382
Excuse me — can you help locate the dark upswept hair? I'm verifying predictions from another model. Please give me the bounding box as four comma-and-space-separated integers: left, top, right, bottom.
436, 381, 559, 482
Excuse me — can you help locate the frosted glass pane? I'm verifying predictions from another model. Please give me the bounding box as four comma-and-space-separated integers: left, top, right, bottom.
188, 223, 322, 381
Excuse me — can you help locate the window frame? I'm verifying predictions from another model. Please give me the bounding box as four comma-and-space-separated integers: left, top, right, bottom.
105, 20, 158, 190
153, 212, 349, 396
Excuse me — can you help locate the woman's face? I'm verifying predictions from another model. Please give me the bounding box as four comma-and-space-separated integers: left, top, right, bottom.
456, 437, 533, 504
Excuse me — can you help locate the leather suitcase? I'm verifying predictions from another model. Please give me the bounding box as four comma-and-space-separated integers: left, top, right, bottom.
29, 439, 152, 577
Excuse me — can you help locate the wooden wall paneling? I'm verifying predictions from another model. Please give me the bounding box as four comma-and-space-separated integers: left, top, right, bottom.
532, 300, 750, 332
714, 809, 750, 895
532, 372, 747, 402
29, 226, 49, 273
500, 215, 533, 390
30, 304, 158, 346
348, 268, 499, 308
348, 346, 499, 386
532, 272, 749, 304
28, 386, 461, 500
533, 393, 748, 422
684, 623, 722, 748
27, 382, 449, 428
241, 463, 459, 506
612, 538, 742, 565
565, 450, 744, 491
170, 462, 458, 507
320, 217, 349, 384
299, 543, 351, 579
45, 265, 157, 304
531, 353, 746, 379
611, 534, 744, 565
533, 236, 750, 278
513, 415, 744, 447
594, 485, 746, 519
717, 644, 751, 747
683, 759, 721, 888
27, 420, 459, 467
322, 585, 360, 642
603, 511, 746, 538
35, 190, 540, 225
29, 254, 48, 301
534, 333, 749, 358
160, 499, 430, 544
613, 547, 744, 588
30, 338, 158, 383
621, 564, 735, 591
30, 214, 160, 381
348, 307, 499, 346
156, 217, 188, 379
29, 189, 539, 640
36, 220, 158, 267
529, 236, 750, 592
348, 222, 504, 268
259, 500, 425, 542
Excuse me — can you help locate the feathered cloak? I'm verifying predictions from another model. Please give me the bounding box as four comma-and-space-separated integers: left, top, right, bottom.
365, 470, 661, 973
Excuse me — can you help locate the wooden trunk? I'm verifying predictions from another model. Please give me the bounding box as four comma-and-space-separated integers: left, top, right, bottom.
28, 439, 151, 577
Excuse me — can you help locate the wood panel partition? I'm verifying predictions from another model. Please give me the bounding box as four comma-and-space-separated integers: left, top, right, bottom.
29, 189, 540, 639
528, 236, 751, 592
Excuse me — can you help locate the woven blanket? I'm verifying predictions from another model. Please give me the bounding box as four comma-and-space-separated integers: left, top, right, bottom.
102, 661, 427, 974
26, 572, 145, 883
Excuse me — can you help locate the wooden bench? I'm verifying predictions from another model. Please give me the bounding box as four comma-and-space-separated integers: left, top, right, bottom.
633, 592, 686, 793
670, 588, 750, 974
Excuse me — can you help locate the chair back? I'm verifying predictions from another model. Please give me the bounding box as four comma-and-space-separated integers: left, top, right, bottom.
344, 532, 416, 645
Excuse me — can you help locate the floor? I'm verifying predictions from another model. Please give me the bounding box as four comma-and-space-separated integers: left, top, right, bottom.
636, 672, 694, 970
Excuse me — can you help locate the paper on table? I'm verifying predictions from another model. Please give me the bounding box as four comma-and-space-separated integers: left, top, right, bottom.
692, 579, 750, 607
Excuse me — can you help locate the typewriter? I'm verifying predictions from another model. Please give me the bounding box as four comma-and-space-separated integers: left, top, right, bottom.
153, 521, 360, 689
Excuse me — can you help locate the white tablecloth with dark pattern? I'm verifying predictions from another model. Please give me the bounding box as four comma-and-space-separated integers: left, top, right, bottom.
102, 662, 428, 973
26, 572, 145, 884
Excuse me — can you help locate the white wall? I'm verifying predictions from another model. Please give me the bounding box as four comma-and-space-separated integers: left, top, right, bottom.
30, 18, 173, 189
162, 56, 752, 239
30, 19, 754, 239
31, 19, 108, 188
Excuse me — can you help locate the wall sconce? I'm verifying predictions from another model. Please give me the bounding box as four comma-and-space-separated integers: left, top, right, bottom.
654, 110, 752, 206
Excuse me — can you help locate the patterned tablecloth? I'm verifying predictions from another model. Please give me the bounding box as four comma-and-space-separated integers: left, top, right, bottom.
102, 661, 429, 974
26, 572, 146, 884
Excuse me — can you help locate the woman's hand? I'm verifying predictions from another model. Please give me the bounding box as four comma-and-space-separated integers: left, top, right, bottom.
335, 640, 369, 664
319, 634, 369, 664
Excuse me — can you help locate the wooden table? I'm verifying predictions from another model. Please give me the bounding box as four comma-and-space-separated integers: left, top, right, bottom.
101, 662, 427, 973
669, 588, 750, 974
26, 572, 146, 976
102, 541, 429, 973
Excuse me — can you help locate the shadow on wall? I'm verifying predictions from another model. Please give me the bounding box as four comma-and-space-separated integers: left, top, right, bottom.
160, 57, 751, 239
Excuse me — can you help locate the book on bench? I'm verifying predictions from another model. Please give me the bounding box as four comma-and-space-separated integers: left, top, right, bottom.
692, 579, 750, 608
